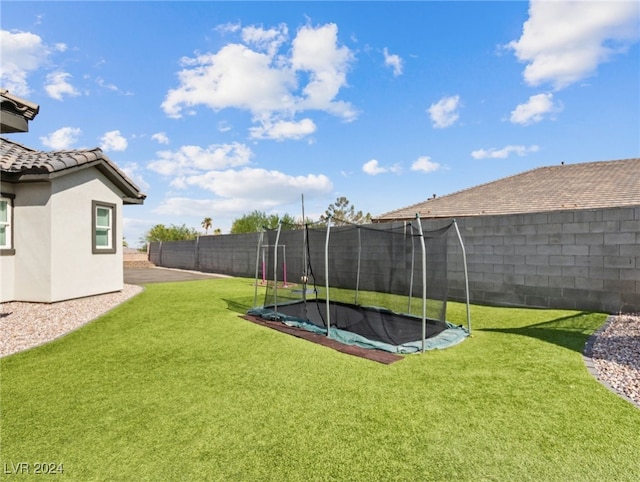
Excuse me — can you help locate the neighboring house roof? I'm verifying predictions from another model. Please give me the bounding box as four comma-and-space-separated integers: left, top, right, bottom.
0, 88, 40, 133
0, 137, 146, 204
374, 158, 640, 221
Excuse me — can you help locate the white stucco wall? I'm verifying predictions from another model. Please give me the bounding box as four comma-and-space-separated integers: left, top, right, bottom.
13, 182, 53, 302
0, 254, 14, 302
49, 169, 124, 301
0, 183, 17, 302
7, 167, 126, 303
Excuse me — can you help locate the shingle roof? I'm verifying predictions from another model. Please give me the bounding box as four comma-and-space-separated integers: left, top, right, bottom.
0, 137, 146, 204
374, 158, 640, 221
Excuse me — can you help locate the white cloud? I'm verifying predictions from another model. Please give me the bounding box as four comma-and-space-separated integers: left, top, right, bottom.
217, 121, 232, 133
291, 23, 356, 120
121, 163, 150, 191
215, 22, 241, 35
510, 93, 562, 125
162, 43, 296, 118
155, 168, 333, 217
0, 30, 50, 96
161, 22, 356, 138
95, 77, 132, 95
177, 168, 333, 199
45, 71, 80, 100
249, 117, 316, 141
411, 156, 441, 173
362, 159, 386, 175
471, 144, 540, 160
151, 132, 170, 144
508, 0, 639, 90
40, 127, 82, 150
147, 142, 253, 176
362, 159, 401, 176
383, 47, 403, 76
100, 130, 128, 152
428, 95, 460, 128
241, 23, 288, 56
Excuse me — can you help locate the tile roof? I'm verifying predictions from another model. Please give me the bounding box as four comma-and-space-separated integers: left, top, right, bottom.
374, 158, 640, 221
0, 88, 40, 133
0, 136, 146, 204
0, 88, 40, 120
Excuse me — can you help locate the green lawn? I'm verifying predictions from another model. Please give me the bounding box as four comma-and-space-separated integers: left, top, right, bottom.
1, 278, 639, 481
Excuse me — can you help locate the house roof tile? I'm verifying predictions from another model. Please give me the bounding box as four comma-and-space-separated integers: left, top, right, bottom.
0, 88, 40, 133
0, 136, 146, 204
374, 158, 640, 221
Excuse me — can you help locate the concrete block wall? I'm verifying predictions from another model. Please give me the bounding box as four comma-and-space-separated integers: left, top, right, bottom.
148, 232, 260, 277
147, 206, 639, 314
444, 206, 640, 313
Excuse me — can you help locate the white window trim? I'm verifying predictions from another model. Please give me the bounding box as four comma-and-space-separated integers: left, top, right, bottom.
0, 193, 15, 256
92, 200, 117, 254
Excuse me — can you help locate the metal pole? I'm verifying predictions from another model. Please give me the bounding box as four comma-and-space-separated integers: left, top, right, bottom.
408, 221, 415, 314
453, 219, 472, 334
274, 223, 282, 317
283, 244, 287, 287
253, 231, 264, 308
195, 235, 200, 272
325, 216, 332, 335
416, 214, 427, 353
355, 226, 361, 305
301, 194, 308, 313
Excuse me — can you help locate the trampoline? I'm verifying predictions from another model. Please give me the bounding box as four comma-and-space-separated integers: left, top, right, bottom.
248, 216, 471, 354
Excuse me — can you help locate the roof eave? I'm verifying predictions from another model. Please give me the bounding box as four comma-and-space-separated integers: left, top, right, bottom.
2, 159, 146, 204
0, 109, 30, 134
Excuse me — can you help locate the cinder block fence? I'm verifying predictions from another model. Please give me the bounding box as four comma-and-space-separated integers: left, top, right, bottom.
148, 206, 639, 313
446, 206, 639, 313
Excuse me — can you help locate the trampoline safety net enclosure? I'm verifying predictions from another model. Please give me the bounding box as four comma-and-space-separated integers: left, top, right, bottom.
248, 217, 471, 354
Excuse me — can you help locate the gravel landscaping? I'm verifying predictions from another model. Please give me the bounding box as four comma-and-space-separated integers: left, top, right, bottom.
0, 284, 143, 358
590, 313, 640, 407
1, 288, 638, 408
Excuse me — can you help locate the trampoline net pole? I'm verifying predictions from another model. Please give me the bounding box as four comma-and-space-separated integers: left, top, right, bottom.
283, 245, 287, 287
416, 214, 427, 353
253, 231, 264, 308
273, 223, 282, 317
325, 217, 332, 336
355, 227, 361, 305
407, 221, 415, 314
453, 219, 472, 334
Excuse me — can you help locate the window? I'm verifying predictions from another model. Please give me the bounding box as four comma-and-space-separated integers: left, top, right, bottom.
0, 194, 15, 255
92, 201, 117, 254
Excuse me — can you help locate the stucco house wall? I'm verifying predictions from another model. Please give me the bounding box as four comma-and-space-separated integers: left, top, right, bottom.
11, 182, 52, 302
51, 169, 125, 301
2, 169, 126, 303
1, 135, 145, 303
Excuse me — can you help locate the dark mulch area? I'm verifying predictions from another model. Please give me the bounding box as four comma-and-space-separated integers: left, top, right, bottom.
241, 315, 403, 365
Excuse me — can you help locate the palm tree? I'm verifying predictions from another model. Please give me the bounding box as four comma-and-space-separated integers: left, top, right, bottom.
201, 217, 212, 235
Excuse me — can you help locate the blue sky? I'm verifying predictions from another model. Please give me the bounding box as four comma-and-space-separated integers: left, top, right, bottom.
2, 1, 639, 247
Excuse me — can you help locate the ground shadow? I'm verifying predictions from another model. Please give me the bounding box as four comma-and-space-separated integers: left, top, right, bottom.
478, 312, 601, 355
224, 297, 256, 315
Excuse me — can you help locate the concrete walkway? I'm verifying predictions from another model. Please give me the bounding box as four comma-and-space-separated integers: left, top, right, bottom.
124, 267, 227, 285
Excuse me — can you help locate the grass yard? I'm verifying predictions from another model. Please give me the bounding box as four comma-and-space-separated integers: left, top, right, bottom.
1, 277, 639, 481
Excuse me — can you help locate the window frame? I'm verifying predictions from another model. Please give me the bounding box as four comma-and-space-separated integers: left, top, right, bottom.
0, 193, 15, 256
92, 200, 117, 254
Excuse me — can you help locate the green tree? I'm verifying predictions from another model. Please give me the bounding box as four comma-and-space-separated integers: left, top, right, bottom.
140, 224, 200, 245
321, 196, 371, 226
201, 217, 212, 235
230, 211, 300, 234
